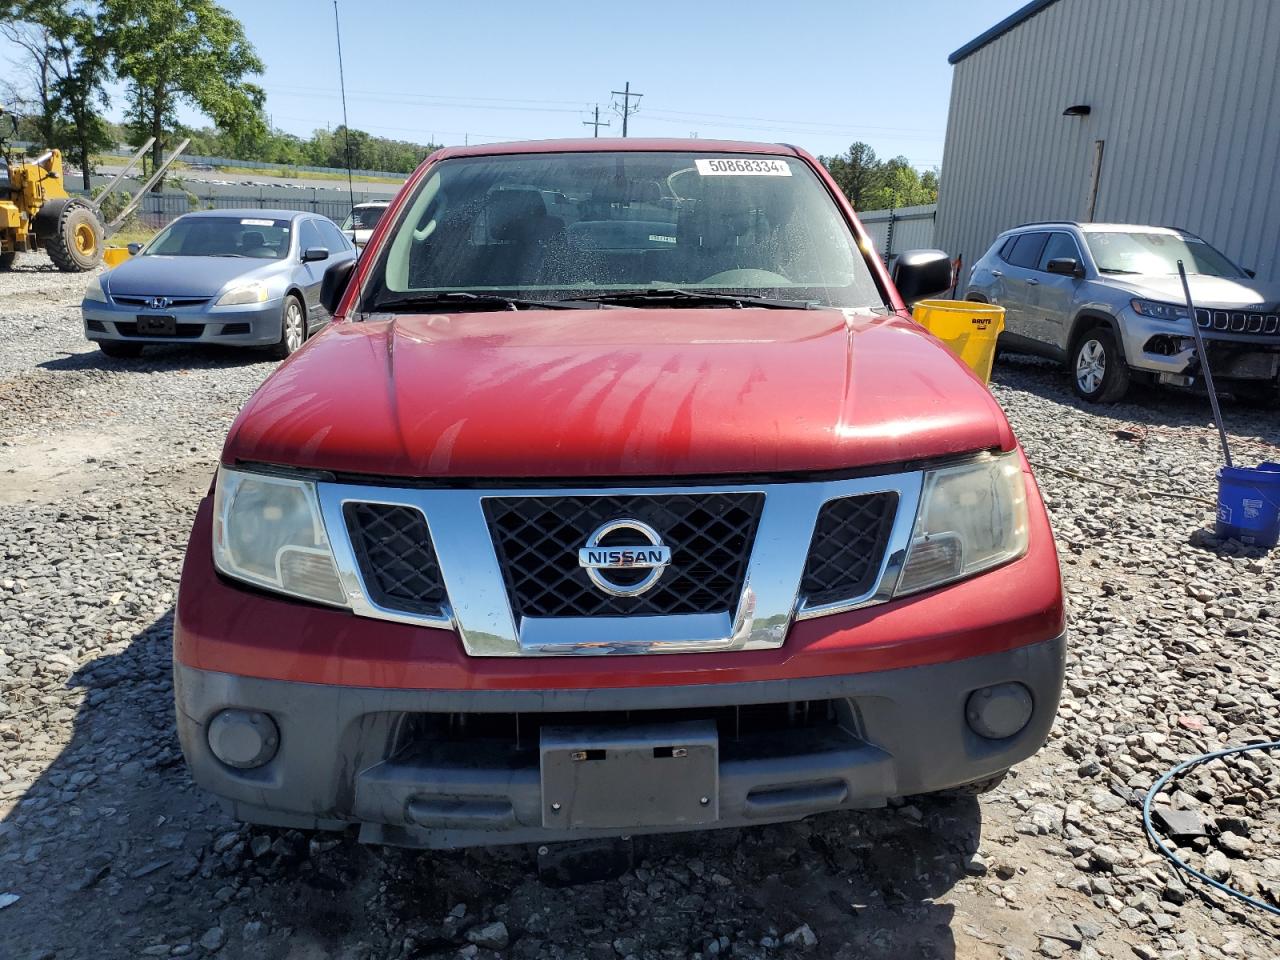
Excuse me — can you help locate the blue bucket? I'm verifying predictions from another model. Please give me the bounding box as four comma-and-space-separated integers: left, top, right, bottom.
1216, 462, 1280, 547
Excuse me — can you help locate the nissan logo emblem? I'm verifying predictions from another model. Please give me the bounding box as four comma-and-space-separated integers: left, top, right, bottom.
577, 519, 672, 597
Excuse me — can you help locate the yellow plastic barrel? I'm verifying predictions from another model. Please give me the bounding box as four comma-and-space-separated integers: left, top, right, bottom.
102, 247, 133, 268
911, 299, 1006, 383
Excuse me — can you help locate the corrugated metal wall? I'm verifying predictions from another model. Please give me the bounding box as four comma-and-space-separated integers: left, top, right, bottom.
856, 204, 938, 263
935, 0, 1280, 285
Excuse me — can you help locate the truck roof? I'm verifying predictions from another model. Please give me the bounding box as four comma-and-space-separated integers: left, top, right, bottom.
432, 138, 800, 161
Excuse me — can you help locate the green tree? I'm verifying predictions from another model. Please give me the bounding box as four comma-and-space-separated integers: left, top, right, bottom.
819, 141, 882, 211
1, 2, 113, 188
819, 142, 940, 211
103, 0, 265, 179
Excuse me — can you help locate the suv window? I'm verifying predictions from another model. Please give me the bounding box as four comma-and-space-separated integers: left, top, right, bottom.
1006, 232, 1049, 269
997, 236, 1018, 261
317, 217, 351, 251
1037, 232, 1082, 271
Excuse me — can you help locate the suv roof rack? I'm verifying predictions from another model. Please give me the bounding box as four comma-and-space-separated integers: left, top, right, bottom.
1008, 220, 1081, 230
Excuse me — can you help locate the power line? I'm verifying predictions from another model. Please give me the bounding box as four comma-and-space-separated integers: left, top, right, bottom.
610, 81, 642, 137
332, 0, 355, 213
582, 104, 610, 138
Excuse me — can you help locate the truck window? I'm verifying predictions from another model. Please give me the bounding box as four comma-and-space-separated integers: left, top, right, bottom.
363, 151, 886, 311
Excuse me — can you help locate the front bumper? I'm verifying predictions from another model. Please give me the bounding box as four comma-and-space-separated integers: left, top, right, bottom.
1118, 308, 1280, 382
81, 297, 284, 347
175, 632, 1065, 849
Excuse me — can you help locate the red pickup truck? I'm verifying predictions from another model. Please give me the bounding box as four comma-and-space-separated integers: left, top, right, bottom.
175, 139, 1064, 849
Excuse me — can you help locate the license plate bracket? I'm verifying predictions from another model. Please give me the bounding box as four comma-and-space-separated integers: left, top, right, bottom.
136, 314, 176, 336
540, 720, 719, 830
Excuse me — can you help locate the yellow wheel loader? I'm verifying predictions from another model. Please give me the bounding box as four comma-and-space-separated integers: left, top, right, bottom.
0, 107, 187, 272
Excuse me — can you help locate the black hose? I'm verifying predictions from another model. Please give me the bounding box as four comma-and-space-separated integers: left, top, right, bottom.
1142, 741, 1280, 917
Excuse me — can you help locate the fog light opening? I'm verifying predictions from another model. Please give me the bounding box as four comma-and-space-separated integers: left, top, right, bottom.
207, 708, 280, 769
965, 683, 1034, 740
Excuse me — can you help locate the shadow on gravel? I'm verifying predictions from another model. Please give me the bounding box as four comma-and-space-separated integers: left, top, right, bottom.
992, 352, 1280, 443
4, 605, 984, 959
38, 344, 276, 374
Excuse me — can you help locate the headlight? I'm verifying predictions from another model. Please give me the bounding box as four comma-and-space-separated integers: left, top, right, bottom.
1130, 299, 1189, 322
216, 282, 269, 306
83, 277, 108, 302
212, 467, 347, 606
895, 453, 1029, 596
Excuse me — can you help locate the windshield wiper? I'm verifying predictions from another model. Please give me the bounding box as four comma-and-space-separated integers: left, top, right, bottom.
372, 292, 601, 312
1097, 267, 1140, 275
563, 289, 814, 309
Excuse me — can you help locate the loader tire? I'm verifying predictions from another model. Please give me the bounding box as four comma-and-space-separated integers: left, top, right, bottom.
0, 251, 15, 270
44, 199, 104, 272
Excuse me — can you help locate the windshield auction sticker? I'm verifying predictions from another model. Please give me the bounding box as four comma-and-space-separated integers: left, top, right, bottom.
695, 158, 792, 176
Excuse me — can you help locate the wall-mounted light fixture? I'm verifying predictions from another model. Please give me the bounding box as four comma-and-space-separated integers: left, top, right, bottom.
1063, 104, 1092, 117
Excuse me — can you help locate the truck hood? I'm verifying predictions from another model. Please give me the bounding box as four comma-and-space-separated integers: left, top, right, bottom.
1113, 274, 1280, 310
223, 308, 1015, 478
104, 255, 280, 299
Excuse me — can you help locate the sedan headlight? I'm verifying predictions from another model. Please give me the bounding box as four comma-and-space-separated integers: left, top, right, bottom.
212, 467, 348, 606
1130, 299, 1189, 322
895, 453, 1029, 596
216, 282, 269, 306
83, 277, 108, 302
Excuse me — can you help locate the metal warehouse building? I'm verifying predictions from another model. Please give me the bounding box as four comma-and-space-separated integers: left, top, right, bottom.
934, 0, 1280, 282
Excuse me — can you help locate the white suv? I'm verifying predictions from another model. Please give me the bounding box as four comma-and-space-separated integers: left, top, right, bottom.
966, 222, 1280, 404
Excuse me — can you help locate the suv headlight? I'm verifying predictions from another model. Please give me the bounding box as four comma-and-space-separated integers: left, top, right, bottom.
1130, 299, 1189, 322
216, 282, 269, 306
895, 453, 1029, 596
83, 277, 108, 302
212, 467, 348, 606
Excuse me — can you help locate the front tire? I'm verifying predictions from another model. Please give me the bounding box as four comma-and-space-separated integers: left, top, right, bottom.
0, 251, 16, 270
45, 199, 105, 272
1071, 328, 1129, 402
270, 295, 306, 359
98, 341, 143, 359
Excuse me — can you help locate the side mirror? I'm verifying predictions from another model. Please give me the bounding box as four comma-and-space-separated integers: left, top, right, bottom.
320, 258, 357, 315
126, 243, 142, 256
1045, 257, 1084, 278
892, 249, 953, 305
302, 246, 330, 263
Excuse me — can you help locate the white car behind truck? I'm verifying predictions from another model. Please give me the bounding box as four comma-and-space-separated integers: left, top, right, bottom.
340, 200, 390, 251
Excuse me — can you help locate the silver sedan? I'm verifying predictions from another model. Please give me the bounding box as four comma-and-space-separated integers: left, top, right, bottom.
82, 209, 358, 359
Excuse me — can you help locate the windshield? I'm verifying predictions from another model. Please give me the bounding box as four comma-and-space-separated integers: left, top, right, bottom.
1082, 230, 1244, 278
145, 216, 292, 259
361, 151, 884, 311
342, 205, 387, 232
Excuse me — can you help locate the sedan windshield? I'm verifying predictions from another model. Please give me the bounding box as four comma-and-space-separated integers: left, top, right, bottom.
361, 151, 884, 311
145, 217, 292, 259
1082, 230, 1244, 278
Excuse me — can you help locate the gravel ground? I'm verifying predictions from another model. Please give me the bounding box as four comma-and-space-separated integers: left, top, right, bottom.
1, 254, 1278, 960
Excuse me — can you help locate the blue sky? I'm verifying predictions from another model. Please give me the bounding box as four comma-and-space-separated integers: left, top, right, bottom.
3, 0, 1026, 166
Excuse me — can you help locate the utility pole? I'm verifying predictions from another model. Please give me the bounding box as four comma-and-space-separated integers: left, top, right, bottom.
583, 104, 610, 138
610, 81, 643, 137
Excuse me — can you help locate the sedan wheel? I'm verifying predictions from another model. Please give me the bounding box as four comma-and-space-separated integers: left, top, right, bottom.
1070, 328, 1129, 403
272, 296, 306, 359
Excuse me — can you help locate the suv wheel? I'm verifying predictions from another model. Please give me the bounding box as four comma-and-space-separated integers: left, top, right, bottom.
1071, 328, 1129, 402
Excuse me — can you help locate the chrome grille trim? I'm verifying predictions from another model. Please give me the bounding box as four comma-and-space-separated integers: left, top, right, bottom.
1195, 308, 1280, 336
315, 473, 924, 657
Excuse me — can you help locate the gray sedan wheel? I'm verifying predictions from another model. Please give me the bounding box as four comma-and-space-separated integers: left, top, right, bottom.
271, 296, 306, 359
